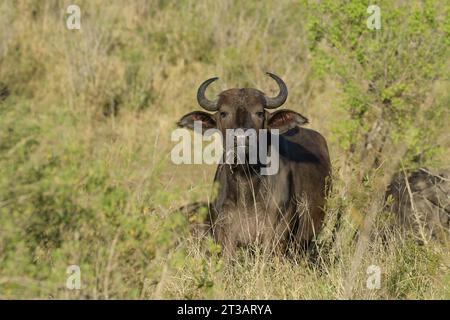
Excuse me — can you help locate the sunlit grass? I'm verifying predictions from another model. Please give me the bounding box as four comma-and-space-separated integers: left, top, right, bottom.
0, 0, 448, 299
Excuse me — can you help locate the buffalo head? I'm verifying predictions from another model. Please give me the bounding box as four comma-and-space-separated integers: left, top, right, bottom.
178, 73, 308, 137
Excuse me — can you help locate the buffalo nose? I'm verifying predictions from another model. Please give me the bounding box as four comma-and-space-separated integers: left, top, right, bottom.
233, 128, 257, 147
234, 128, 253, 139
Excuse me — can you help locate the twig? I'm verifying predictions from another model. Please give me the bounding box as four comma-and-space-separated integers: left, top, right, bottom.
401, 164, 429, 245
419, 168, 450, 182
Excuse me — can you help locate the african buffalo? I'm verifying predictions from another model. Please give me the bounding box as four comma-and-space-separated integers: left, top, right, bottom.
178, 73, 331, 256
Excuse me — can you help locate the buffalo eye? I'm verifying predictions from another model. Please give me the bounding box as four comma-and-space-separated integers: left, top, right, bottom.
256, 111, 264, 118
220, 111, 228, 118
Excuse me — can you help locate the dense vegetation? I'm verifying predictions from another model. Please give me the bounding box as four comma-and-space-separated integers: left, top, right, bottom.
0, 0, 448, 299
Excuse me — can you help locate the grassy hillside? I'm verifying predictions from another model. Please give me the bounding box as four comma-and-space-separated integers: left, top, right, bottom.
0, 0, 449, 299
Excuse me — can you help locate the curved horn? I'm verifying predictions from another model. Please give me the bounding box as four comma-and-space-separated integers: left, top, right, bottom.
197, 77, 219, 111
264, 72, 288, 109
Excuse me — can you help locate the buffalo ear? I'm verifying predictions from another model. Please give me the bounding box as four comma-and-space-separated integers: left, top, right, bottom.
267, 110, 308, 134
177, 111, 217, 132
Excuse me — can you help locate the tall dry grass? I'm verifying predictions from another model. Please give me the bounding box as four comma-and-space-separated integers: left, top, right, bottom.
0, 0, 448, 299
